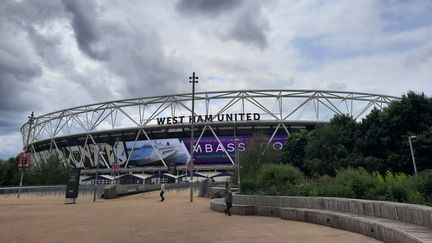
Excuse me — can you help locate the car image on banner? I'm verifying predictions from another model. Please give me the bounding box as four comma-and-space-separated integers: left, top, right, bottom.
125, 135, 288, 167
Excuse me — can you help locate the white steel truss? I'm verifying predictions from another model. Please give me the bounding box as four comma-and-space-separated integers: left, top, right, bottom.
19, 90, 399, 170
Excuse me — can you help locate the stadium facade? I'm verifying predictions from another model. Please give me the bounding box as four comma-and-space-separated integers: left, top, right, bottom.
20, 90, 399, 175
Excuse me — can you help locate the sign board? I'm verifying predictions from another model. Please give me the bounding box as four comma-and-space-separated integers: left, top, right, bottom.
25, 152, 31, 168
111, 162, 119, 173
168, 161, 177, 175
18, 152, 24, 169
65, 168, 81, 202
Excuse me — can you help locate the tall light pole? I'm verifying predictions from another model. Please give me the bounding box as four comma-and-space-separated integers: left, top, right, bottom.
235, 138, 240, 192
408, 135, 418, 175
18, 112, 35, 199
189, 72, 198, 202
93, 149, 103, 202
112, 137, 120, 184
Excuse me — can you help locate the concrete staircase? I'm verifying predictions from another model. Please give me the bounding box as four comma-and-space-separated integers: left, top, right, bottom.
210, 195, 432, 243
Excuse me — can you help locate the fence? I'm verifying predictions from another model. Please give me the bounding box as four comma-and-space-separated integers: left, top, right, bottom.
0, 181, 204, 198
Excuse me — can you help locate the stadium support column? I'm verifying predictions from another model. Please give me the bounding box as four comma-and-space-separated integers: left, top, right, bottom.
189, 72, 198, 203
18, 112, 35, 199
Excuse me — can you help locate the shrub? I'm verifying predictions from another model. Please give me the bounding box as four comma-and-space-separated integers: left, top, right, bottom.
417, 170, 432, 204
240, 179, 259, 194
383, 171, 424, 204
257, 164, 304, 195
328, 168, 375, 199
290, 180, 320, 196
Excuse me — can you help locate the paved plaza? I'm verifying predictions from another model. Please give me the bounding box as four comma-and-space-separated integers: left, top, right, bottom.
0, 190, 380, 243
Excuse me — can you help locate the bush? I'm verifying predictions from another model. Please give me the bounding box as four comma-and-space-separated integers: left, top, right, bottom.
290, 180, 320, 196
240, 179, 259, 194
415, 170, 432, 205
257, 164, 304, 195
384, 171, 424, 204
328, 168, 375, 199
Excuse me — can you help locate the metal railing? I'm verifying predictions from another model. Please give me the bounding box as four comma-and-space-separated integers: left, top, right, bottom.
0, 181, 203, 198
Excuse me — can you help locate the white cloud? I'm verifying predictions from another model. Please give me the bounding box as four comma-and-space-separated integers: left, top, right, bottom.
0, 0, 431, 159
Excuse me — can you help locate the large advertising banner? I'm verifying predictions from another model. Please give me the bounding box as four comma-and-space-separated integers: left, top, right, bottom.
126, 138, 190, 166
125, 135, 288, 166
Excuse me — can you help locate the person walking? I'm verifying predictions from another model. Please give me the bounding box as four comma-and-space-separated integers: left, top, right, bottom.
223, 182, 233, 216
160, 183, 166, 202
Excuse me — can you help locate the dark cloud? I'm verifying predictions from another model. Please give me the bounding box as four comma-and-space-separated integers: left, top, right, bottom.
176, 0, 242, 16
0, 21, 41, 113
226, 8, 270, 49
0, 0, 237, 159
176, 0, 270, 49
0, 0, 68, 111
99, 24, 185, 98
62, 0, 107, 60
59, 1, 186, 98
4, 0, 64, 26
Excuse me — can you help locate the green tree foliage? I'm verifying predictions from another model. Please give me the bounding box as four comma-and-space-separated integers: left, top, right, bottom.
357, 91, 432, 174
0, 153, 68, 186
240, 179, 259, 194
0, 156, 20, 186
239, 133, 282, 180
303, 115, 360, 176
28, 154, 68, 185
327, 168, 376, 199
256, 163, 304, 195
282, 91, 432, 176
254, 166, 432, 206
281, 129, 310, 172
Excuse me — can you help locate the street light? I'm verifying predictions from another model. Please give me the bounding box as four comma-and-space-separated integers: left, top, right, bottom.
189, 72, 198, 203
408, 135, 418, 175
112, 137, 120, 184
18, 112, 35, 199
93, 150, 103, 202
235, 139, 240, 191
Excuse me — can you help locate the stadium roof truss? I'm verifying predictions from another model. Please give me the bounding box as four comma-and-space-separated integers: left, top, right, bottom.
20, 90, 399, 171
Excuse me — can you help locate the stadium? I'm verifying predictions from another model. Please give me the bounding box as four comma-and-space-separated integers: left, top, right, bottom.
20, 90, 399, 176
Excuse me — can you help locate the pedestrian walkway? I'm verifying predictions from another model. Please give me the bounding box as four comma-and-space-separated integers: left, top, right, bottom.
0, 191, 379, 243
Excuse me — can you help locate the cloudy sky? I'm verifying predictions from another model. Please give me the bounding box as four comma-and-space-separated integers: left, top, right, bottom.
0, 0, 431, 159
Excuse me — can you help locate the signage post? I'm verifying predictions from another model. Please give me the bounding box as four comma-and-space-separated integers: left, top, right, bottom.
65, 168, 82, 204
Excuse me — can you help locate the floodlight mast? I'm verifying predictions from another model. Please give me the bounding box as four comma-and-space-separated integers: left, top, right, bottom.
189, 72, 198, 203
18, 112, 34, 199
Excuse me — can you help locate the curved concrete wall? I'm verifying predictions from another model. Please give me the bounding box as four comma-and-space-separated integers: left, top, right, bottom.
233, 195, 432, 228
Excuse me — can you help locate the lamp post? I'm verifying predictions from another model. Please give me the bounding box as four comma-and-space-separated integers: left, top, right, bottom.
408, 135, 418, 175
93, 150, 103, 202
18, 112, 35, 199
189, 72, 198, 203
235, 139, 240, 191
112, 137, 120, 184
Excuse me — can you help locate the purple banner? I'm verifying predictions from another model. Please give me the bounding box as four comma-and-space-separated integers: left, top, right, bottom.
125, 135, 288, 166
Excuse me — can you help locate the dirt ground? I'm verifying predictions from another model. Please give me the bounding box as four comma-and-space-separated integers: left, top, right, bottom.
0, 190, 381, 243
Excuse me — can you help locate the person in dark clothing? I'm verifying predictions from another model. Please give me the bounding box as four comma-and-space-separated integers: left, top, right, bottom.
160, 183, 165, 202
223, 182, 233, 216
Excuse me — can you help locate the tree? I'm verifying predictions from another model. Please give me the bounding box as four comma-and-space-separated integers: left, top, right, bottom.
0, 156, 20, 186
34, 153, 68, 185
239, 133, 282, 180
303, 115, 360, 176
357, 91, 432, 174
281, 130, 310, 172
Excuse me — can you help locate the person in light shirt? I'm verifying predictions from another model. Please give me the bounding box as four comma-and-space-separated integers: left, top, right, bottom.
160, 183, 166, 202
